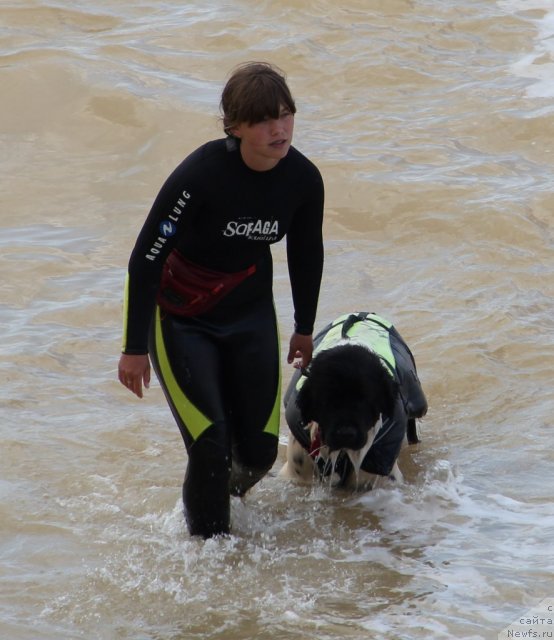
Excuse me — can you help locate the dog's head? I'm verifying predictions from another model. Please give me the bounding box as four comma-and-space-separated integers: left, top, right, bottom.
296, 343, 398, 454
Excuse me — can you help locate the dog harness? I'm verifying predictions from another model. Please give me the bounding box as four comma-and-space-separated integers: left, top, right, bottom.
296, 312, 397, 393
316, 312, 395, 373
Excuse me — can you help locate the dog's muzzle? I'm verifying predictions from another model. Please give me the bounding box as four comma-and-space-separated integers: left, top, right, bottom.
325, 424, 367, 453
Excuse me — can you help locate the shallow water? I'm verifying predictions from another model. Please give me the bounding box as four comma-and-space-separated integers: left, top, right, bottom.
1, 1, 553, 638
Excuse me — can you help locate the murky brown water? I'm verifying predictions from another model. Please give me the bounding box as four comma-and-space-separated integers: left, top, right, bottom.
1, 1, 553, 638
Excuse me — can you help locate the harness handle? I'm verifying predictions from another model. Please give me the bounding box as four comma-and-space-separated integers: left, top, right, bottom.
340, 312, 369, 339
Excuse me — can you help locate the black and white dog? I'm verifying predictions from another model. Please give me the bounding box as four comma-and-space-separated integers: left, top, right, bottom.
280, 312, 427, 490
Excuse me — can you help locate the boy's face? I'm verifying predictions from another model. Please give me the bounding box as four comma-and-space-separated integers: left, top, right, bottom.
231, 106, 294, 171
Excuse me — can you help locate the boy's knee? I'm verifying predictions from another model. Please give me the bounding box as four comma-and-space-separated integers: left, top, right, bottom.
236, 432, 278, 470
229, 433, 278, 496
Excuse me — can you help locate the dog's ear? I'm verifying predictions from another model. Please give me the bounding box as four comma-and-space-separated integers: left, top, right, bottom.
361, 354, 399, 417
296, 378, 315, 423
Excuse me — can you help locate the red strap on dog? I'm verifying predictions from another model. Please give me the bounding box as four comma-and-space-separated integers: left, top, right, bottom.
309, 427, 322, 459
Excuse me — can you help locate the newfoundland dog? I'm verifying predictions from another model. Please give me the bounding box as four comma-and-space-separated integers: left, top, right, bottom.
280, 312, 427, 490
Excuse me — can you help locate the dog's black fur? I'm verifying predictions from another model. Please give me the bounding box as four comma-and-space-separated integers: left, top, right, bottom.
296, 343, 397, 453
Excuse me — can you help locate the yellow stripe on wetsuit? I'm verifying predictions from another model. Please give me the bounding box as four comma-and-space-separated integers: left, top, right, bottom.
154, 306, 212, 441
121, 272, 130, 352
263, 300, 281, 437
154, 306, 281, 440
264, 346, 281, 437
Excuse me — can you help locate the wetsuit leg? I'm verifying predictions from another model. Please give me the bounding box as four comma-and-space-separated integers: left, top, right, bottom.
223, 299, 280, 496
148, 300, 280, 537
148, 307, 232, 538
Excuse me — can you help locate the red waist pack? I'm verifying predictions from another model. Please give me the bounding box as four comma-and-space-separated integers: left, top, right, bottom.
156, 250, 256, 317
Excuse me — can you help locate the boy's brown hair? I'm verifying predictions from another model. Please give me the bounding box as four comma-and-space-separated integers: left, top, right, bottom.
220, 62, 296, 135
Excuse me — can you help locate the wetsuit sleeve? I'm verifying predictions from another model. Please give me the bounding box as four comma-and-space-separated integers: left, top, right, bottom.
286, 167, 324, 335
121, 159, 201, 355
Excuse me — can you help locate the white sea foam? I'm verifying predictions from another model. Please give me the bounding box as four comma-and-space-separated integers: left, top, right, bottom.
499, 0, 554, 97
39, 458, 554, 638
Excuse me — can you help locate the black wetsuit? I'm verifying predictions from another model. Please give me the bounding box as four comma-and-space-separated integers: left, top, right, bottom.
122, 137, 324, 537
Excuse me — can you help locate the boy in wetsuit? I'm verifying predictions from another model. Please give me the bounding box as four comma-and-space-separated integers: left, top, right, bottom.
118, 62, 324, 538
